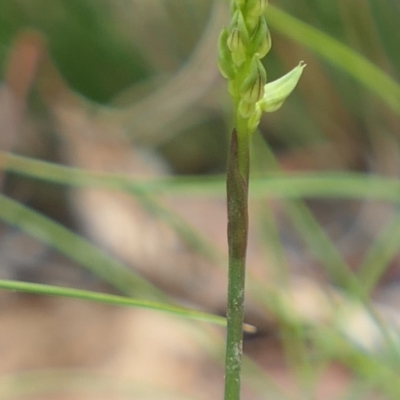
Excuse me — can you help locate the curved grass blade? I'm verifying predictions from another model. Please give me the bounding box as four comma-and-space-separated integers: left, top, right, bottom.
0, 368, 201, 400
3, 152, 400, 201
0, 279, 227, 327
266, 5, 400, 115
0, 193, 164, 300
358, 208, 400, 294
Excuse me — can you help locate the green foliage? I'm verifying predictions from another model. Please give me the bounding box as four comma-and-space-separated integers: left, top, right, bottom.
1, 0, 400, 399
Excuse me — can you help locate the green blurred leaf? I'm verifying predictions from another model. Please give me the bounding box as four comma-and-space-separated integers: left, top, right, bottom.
0, 278, 227, 327
0, 192, 164, 300
3, 152, 400, 201
267, 5, 400, 114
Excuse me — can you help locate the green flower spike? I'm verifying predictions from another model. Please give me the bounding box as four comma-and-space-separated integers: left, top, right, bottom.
218, 0, 305, 136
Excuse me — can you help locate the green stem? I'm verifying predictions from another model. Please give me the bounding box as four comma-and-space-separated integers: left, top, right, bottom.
224, 128, 250, 400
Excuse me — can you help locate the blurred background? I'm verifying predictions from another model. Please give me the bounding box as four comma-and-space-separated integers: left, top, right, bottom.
1, 0, 400, 399
1, 0, 399, 174
1, 0, 399, 287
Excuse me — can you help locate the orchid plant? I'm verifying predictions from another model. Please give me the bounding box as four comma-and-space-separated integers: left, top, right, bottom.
218, 1, 305, 399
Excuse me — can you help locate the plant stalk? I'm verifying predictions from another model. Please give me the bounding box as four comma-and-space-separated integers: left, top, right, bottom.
224, 128, 250, 400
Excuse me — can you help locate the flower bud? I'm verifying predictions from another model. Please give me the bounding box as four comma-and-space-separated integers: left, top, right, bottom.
240, 56, 266, 103
245, 0, 268, 17
238, 99, 256, 118
249, 17, 271, 59
228, 9, 250, 45
258, 61, 306, 112
227, 28, 246, 66
248, 104, 263, 132
218, 29, 235, 79
227, 10, 249, 66
245, 0, 268, 32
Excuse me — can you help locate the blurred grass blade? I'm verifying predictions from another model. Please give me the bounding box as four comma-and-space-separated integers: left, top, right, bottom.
3, 152, 400, 201
314, 325, 400, 399
0, 369, 201, 400
0, 193, 164, 300
133, 191, 224, 265
285, 199, 361, 294
267, 5, 400, 115
0, 279, 227, 327
358, 207, 400, 294
254, 135, 361, 294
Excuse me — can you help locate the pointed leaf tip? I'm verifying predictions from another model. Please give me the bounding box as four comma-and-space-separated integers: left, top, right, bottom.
258, 61, 306, 113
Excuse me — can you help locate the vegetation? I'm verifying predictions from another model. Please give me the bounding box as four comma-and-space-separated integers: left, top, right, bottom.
0, 0, 400, 399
